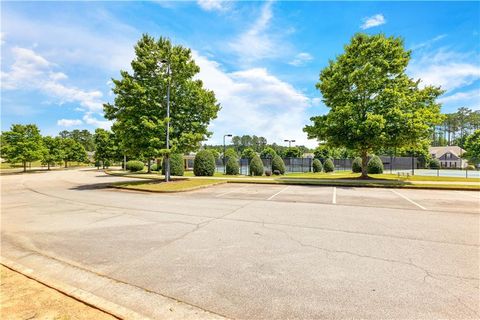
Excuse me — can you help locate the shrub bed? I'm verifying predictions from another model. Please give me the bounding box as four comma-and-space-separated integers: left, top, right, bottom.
126, 160, 144, 172
162, 154, 184, 176
312, 159, 323, 173
323, 158, 334, 173
226, 156, 239, 175
367, 155, 384, 174
249, 155, 264, 176
271, 155, 286, 174
194, 150, 216, 176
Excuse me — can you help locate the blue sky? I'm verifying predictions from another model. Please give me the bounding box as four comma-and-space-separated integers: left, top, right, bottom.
1, 1, 479, 147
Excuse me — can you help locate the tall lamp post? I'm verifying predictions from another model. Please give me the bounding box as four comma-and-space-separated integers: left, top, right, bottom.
223, 134, 232, 174
160, 59, 171, 182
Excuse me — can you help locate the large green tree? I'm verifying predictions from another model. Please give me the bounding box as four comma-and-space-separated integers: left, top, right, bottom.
304, 33, 443, 177
42, 136, 64, 170
59, 129, 94, 152
61, 138, 88, 168
93, 128, 117, 169
104, 34, 220, 175
463, 130, 480, 166
1, 124, 44, 172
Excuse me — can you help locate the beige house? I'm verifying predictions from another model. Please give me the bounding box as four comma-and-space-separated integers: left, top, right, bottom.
429, 146, 467, 169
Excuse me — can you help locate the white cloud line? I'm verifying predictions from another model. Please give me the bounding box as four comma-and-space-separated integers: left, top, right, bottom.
361, 14, 386, 30
1, 47, 111, 129
289, 52, 313, 67
57, 119, 83, 127
410, 34, 447, 51
197, 0, 229, 12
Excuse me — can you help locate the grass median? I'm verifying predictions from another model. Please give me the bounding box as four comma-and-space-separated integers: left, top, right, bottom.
111, 178, 226, 192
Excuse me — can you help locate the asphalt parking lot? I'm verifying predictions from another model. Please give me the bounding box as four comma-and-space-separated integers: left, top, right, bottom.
1, 169, 479, 319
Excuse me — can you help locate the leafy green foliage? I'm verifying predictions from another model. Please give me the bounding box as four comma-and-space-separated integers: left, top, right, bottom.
466, 164, 476, 170
249, 155, 264, 176
41, 136, 64, 169
151, 163, 161, 171
61, 138, 88, 167
224, 148, 238, 160
271, 155, 286, 174
323, 158, 334, 173
463, 130, 480, 165
126, 160, 144, 172
304, 33, 443, 177
352, 157, 362, 173
226, 156, 239, 175
208, 149, 220, 160
94, 128, 118, 169
312, 158, 323, 173
284, 147, 302, 158
162, 153, 184, 176
104, 34, 220, 161
1, 124, 44, 172
428, 158, 440, 169
260, 147, 277, 159
59, 129, 94, 152
241, 147, 257, 160
367, 156, 384, 174
194, 150, 216, 176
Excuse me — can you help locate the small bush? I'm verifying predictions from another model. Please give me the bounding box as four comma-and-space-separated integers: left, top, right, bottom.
367, 156, 384, 174
428, 158, 440, 169
226, 156, 239, 175
271, 155, 286, 174
466, 164, 476, 170
352, 157, 362, 173
273, 170, 281, 175
126, 160, 144, 172
265, 170, 272, 176
151, 163, 161, 171
249, 155, 264, 176
162, 154, 184, 176
312, 159, 323, 173
194, 150, 216, 176
323, 158, 334, 173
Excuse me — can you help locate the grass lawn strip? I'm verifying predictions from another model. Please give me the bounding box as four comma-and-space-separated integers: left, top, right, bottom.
111, 178, 226, 193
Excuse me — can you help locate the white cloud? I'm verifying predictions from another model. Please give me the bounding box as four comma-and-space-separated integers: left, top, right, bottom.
409, 49, 480, 91
1, 47, 109, 128
438, 89, 480, 110
228, 1, 278, 63
193, 51, 317, 147
410, 34, 446, 51
289, 52, 313, 66
197, 0, 230, 12
57, 119, 83, 127
361, 14, 386, 30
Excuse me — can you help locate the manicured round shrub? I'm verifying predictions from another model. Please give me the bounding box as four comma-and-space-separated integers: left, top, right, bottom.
352, 157, 362, 173
312, 158, 323, 173
126, 160, 144, 172
428, 158, 440, 169
194, 150, 216, 176
249, 155, 264, 176
162, 153, 184, 176
265, 170, 272, 176
225, 156, 239, 175
273, 170, 281, 175
323, 158, 334, 173
151, 163, 161, 171
466, 164, 476, 170
271, 155, 286, 174
367, 155, 384, 174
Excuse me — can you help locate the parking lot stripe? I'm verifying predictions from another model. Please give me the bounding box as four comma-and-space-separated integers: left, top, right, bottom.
390, 189, 427, 210
332, 187, 337, 204
267, 186, 290, 201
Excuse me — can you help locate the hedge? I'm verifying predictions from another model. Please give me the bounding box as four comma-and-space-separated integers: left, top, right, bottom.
162, 153, 184, 176
226, 156, 239, 175
249, 155, 264, 176
428, 158, 440, 169
323, 158, 334, 173
312, 158, 323, 173
271, 155, 286, 174
352, 157, 362, 173
126, 160, 144, 172
367, 155, 384, 174
194, 150, 216, 176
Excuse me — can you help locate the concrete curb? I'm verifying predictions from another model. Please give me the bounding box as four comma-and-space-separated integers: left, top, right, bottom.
1, 257, 150, 320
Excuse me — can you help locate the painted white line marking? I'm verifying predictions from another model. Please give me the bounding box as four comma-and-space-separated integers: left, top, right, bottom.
332, 187, 337, 204
215, 186, 248, 197
267, 186, 290, 201
390, 189, 427, 210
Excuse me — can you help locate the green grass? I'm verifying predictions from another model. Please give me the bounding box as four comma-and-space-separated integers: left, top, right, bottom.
283, 172, 480, 182
112, 178, 225, 192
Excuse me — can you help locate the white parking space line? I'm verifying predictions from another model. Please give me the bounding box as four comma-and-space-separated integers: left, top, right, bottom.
267, 186, 290, 201
332, 187, 337, 204
215, 186, 249, 197
390, 189, 427, 210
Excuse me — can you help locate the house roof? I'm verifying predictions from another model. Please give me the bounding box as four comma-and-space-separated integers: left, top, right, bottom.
429, 146, 465, 158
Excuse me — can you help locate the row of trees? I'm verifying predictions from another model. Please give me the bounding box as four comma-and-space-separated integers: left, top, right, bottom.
432, 107, 480, 147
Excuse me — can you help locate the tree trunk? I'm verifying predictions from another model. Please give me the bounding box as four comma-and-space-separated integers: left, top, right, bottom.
64, 160, 68, 168
360, 150, 369, 178
23, 161, 27, 173
147, 159, 151, 173
47, 162, 51, 170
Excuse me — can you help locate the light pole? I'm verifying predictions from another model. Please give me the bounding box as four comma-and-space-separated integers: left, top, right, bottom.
223, 134, 232, 174
160, 59, 171, 182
